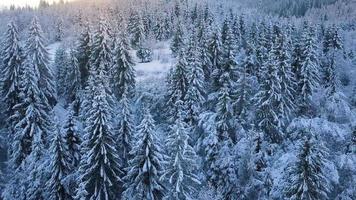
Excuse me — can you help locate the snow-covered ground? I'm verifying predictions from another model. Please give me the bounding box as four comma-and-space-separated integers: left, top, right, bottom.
48, 41, 173, 83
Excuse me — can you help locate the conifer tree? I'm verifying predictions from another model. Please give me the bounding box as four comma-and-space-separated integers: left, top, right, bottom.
55, 46, 69, 98
272, 25, 296, 124
112, 31, 136, 100
65, 49, 81, 107
24, 17, 56, 106
235, 45, 254, 127
76, 70, 122, 200
76, 23, 92, 87
298, 22, 320, 115
162, 101, 200, 200
123, 108, 165, 200
184, 34, 205, 126
128, 11, 145, 48
63, 109, 81, 170
46, 127, 71, 200
170, 20, 185, 57
24, 131, 48, 200
208, 29, 224, 87
166, 50, 189, 120
199, 24, 213, 81
116, 88, 134, 169
284, 136, 331, 200
254, 40, 283, 144
0, 21, 23, 126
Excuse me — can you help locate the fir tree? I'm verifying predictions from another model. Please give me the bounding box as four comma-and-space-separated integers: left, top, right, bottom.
112, 31, 136, 100
170, 20, 185, 57
116, 88, 134, 169
254, 40, 283, 144
0, 21, 23, 126
284, 136, 331, 200
166, 50, 189, 120
76, 23, 92, 87
161, 101, 200, 200
76, 70, 122, 200
184, 34, 205, 126
123, 108, 165, 200
55, 46, 69, 99
63, 109, 81, 170
46, 127, 71, 200
55, 18, 64, 42
298, 22, 320, 115
65, 49, 81, 108
235, 45, 254, 127
24, 17, 57, 107
272, 25, 296, 125
208, 29, 224, 87
128, 11, 145, 48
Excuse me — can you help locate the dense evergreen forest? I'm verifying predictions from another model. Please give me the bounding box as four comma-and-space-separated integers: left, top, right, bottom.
0, 0, 355, 199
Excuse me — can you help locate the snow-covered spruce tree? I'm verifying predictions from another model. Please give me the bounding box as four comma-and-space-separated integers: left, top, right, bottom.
46, 127, 71, 200
8, 48, 53, 169
90, 19, 113, 75
112, 30, 136, 100
55, 46, 69, 99
184, 34, 205, 127
323, 25, 343, 54
254, 41, 283, 144
213, 25, 238, 91
76, 23, 92, 87
55, 18, 64, 42
65, 49, 81, 109
166, 50, 189, 121
123, 108, 165, 200
116, 88, 134, 170
322, 25, 343, 95
0, 21, 23, 126
208, 28, 224, 89
63, 109, 81, 170
255, 22, 270, 82
198, 23, 213, 81
298, 22, 320, 115
284, 136, 331, 200
170, 20, 185, 57
128, 12, 145, 48
235, 44, 255, 127
24, 130, 48, 200
2, 42, 53, 199
272, 25, 296, 125
24, 17, 57, 107
75, 69, 122, 200
161, 101, 200, 200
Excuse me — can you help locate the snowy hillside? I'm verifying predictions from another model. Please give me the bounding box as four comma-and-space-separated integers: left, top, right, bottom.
0, 0, 355, 200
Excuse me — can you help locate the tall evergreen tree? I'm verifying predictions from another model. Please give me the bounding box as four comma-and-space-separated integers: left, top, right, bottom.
208, 28, 224, 85
123, 108, 165, 200
184, 34, 205, 126
0, 21, 23, 127
284, 136, 331, 200
76, 23, 92, 87
65, 49, 81, 108
298, 22, 320, 115
75, 70, 122, 200
24, 17, 56, 107
166, 50, 189, 120
254, 40, 283, 144
55, 46, 69, 99
46, 127, 72, 200
116, 88, 134, 169
128, 11, 145, 48
112, 31, 136, 100
63, 109, 81, 170
162, 101, 200, 200
170, 20, 185, 57
272, 25, 296, 125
